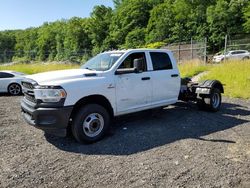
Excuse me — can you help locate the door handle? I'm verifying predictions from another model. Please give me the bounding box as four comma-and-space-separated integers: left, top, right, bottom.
171, 74, 179, 77
141, 77, 150, 80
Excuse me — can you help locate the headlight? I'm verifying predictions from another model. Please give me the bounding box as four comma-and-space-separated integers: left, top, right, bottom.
34, 87, 67, 103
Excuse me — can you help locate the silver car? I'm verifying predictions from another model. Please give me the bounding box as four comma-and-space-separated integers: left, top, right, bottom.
0, 71, 26, 95
213, 50, 250, 63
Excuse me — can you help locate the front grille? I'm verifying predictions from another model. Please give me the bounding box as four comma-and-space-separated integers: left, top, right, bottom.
22, 80, 37, 104
24, 93, 36, 103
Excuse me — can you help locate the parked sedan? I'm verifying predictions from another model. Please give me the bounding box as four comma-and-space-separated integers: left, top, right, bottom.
213, 50, 250, 63
0, 71, 26, 95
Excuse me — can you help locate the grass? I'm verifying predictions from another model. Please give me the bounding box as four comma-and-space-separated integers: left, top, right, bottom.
201, 60, 250, 99
0, 62, 80, 74
178, 59, 211, 78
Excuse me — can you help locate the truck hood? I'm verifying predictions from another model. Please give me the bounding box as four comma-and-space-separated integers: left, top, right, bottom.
26, 69, 97, 85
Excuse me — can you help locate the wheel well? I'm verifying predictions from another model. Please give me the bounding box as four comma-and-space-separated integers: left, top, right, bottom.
213, 82, 224, 93
70, 95, 114, 121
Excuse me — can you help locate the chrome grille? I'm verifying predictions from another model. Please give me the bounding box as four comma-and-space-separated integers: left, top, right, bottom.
22, 80, 36, 103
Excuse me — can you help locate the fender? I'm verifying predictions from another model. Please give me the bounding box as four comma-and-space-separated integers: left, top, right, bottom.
195, 80, 224, 96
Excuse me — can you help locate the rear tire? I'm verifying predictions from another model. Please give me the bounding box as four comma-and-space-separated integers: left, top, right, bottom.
71, 104, 110, 144
8, 83, 22, 96
243, 56, 249, 60
197, 88, 221, 112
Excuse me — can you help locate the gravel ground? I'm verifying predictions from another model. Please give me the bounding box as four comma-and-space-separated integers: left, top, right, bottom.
0, 95, 249, 188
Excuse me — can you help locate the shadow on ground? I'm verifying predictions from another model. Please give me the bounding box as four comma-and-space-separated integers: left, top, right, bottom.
45, 102, 250, 155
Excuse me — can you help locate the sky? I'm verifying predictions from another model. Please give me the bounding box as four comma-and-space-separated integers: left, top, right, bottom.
0, 0, 114, 31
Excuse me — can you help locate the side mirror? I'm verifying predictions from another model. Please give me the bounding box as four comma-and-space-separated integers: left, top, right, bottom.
133, 58, 144, 73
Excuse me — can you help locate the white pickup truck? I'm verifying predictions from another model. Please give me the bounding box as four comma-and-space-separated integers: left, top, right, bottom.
21, 49, 224, 143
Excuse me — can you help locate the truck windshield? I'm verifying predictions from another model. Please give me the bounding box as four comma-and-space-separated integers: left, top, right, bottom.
81, 52, 124, 71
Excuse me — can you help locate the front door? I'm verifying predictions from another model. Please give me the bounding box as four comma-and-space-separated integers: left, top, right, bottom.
115, 52, 152, 114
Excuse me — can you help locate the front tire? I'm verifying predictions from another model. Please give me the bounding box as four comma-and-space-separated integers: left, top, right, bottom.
8, 83, 22, 95
71, 104, 110, 143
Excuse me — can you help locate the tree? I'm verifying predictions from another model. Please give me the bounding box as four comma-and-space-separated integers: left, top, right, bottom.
108, 0, 153, 48
146, 1, 175, 43
243, 1, 250, 32
89, 5, 113, 53
207, 0, 247, 48
125, 28, 146, 48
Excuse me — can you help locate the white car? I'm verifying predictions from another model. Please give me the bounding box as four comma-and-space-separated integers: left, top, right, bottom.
0, 71, 26, 95
213, 50, 250, 63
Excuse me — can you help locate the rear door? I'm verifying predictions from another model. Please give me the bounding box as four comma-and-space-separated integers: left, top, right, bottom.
149, 51, 180, 105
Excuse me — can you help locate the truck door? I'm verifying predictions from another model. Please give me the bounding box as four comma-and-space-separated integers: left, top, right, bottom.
115, 52, 152, 114
149, 52, 180, 105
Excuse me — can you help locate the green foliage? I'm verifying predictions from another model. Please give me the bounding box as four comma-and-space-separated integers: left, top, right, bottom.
125, 28, 146, 48
143, 42, 166, 49
0, 0, 249, 63
146, 1, 174, 43
108, 0, 153, 48
89, 5, 113, 53
207, 0, 247, 48
243, 2, 250, 32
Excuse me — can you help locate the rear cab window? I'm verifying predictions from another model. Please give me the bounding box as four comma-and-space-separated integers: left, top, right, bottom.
150, 52, 173, 71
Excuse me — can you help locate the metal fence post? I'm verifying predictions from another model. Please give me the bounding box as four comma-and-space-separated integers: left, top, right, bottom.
204, 37, 207, 64
191, 38, 193, 60
224, 34, 227, 55
178, 43, 181, 62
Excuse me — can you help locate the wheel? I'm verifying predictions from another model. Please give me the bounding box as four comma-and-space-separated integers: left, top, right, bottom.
71, 104, 110, 143
243, 56, 249, 60
8, 83, 22, 95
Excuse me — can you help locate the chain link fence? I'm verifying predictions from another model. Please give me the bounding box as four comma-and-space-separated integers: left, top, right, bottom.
1, 35, 250, 64
161, 38, 207, 63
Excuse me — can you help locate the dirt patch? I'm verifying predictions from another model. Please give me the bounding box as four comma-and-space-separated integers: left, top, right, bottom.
0, 96, 250, 187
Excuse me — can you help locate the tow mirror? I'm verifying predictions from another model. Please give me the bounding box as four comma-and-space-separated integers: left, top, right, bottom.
133, 58, 144, 73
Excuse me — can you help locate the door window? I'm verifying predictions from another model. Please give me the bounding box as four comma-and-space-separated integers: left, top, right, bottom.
0, 72, 14, 78
150, 52, 172, 71
118, 52, 147, 72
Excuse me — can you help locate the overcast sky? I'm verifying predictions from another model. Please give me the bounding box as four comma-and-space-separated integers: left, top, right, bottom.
0, 0, 114, 31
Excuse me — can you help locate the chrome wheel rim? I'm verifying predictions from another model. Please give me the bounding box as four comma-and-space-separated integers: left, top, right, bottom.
212, 93, 220, 108
9, 84, 21, 95
83, 113, 104, 137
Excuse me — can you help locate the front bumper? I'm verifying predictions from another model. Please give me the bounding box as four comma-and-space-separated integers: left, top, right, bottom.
21, 99, 73, 137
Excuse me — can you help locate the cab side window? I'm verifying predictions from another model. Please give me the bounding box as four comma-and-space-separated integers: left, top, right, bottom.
150, 52, 173, 71
0, 72, 14, 78
118, 52, 147, 72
